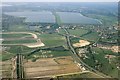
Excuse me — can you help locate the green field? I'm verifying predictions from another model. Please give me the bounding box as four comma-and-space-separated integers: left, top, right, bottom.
58, 28, 66, 34
82, 32, 99, 42
61, 28, 99, 42
3, 39, 37, 44
39, 33, 66, 47
9, 24, 29, 31
68, 29, 89, 37
1, 45, 37, 61
1, 32, 38, 61
0, 51, 16, 61
25, 50, 71, 62
5, 45, 36, 54
2, 33, 32, 38
1, 32, 69, 61
71, 37, 80, 43
67, 28, 99, 43
2, 32, 38, 45
83, 14, 117, 26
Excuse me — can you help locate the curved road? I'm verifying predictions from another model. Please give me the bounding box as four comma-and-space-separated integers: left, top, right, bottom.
63, 27, 110, 78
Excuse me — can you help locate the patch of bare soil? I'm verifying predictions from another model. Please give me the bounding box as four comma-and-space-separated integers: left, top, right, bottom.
73, 40, 90, 47
0, 60, 14, 78
111, 46, 120, 53
24, 56, 81, 78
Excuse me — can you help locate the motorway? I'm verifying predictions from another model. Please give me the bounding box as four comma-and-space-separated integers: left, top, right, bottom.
62, 27, 110, 78
16, 53, 24, 79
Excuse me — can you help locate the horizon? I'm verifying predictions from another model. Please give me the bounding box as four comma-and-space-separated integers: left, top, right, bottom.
2, 0, 119, 2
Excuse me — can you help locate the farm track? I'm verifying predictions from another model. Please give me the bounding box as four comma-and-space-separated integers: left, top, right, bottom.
11, 57, 17, 78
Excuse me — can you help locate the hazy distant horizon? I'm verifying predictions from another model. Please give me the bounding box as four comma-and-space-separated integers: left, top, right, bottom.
2, 0, 119, 2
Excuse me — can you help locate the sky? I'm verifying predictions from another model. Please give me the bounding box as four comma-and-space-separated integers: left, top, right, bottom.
2, 0, 119, 2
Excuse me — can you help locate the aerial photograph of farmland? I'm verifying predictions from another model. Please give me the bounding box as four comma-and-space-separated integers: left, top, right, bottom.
0, 0, 119, 80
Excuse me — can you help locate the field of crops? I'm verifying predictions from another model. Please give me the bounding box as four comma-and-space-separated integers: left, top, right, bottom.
0, 60, 13, 78
81, 31, 99, 42
24, 56, 80, 78
58, 71, 102, 79
3, 39, 37, 44
1, 32, 38, 45
0, 51, 15, 61
2, 33, 32, 38
83, 13, 117, 26
26, 50, 72, 61
8, 25, 29, 31
39, 33, 66, 47
56, 12, 102, 25
68, 29, 89, 37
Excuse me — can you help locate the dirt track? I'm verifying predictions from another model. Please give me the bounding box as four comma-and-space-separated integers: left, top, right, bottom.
1, 32, 45, 48
1, 32, 37, 39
